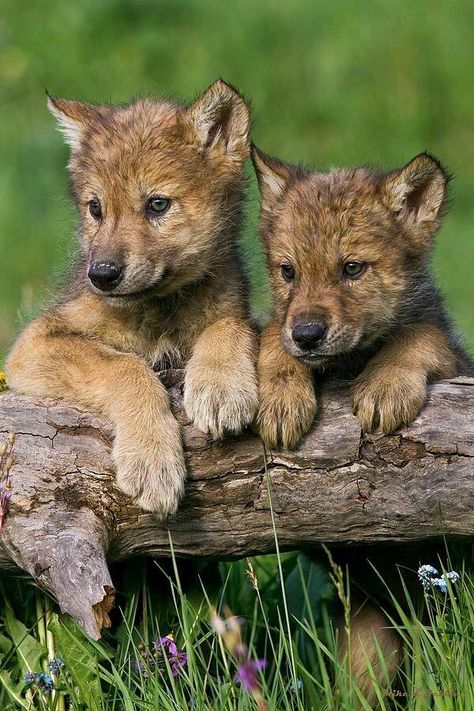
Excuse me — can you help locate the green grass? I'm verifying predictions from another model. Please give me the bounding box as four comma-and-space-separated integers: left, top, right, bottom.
1, 4, 473, 708
1, 0, 474, 356
0, 550, 472, 710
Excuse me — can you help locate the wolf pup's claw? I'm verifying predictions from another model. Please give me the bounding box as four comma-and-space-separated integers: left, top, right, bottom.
257, 378, 317, 450
184, 360, 258, 439
352, 366, 427, 434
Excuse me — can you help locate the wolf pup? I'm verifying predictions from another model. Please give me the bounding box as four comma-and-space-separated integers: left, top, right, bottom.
6, 81, 258, 515
251, 146, 473, 449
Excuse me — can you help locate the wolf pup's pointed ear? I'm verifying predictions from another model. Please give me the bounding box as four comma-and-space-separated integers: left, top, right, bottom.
185, 80, 250, 165
46, 93, 98, 151
251, 145, 294, 205
382, 152, 449, 227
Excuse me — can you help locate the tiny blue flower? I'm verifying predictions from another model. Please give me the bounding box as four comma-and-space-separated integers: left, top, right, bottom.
446, 571, 460, 584
433, 577, 447, 593
418, 564, 438, 577
47, 657, 64, 676
290, 678, 303, 693
418, 565, 460, 593
24, 671, 53, 693
418, 564, 439, 589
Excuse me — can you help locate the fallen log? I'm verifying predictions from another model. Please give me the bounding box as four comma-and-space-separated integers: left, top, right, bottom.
0, 373, 473, 639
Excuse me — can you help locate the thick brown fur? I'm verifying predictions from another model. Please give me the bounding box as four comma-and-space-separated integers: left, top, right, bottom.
252, 146, 473, 450
336, 598, 403, 703
6, 81, 258, 515
251, 146, 473, 702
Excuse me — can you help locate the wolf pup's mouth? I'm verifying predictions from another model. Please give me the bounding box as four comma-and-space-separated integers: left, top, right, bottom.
99, 270, 172, 300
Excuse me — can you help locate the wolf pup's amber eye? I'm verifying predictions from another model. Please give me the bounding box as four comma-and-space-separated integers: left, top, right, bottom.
281, 263, 295, 282
342, 261, 366, 279
89, 199, 102, 219
146, 196, 171, 216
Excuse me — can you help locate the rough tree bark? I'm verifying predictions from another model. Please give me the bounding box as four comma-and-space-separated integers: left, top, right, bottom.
0, 373, 473, 639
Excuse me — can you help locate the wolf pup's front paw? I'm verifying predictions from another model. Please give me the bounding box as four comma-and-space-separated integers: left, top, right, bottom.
184, 358, 258, 439
352, 366, 427, 434
257, 376, 317, 450
112, 415, 186, 516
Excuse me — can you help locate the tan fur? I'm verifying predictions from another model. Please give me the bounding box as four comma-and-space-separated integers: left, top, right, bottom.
251, 146, 470, 447
6, 81, 258, 515
352, 322, 457, 432
337, 600, 403, 705
257, 320, 316, 449
252, 145, 472, 695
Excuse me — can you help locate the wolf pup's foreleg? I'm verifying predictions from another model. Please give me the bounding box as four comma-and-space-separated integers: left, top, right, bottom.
6, 321, 186, 515
256, 320, 317, 449
183, 316, 258, 438
352, 322, 458, 434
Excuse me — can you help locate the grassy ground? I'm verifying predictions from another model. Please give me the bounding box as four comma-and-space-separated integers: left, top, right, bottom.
1, 3, 473, 708
1, 0, 474, 357
0, 549, 472, 710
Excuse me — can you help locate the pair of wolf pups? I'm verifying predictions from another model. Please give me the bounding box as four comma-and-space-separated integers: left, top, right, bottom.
6, 80, 472, 696
7, 80, 471, 513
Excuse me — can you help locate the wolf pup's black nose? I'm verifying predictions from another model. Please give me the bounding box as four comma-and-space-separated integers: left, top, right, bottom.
292, 321, 327, 350
88, 261, 124, 291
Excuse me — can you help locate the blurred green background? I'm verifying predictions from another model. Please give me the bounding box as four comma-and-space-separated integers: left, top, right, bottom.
1, 0, 473, 359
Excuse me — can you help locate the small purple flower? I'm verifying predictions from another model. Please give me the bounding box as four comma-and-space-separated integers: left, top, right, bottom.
154, 635, 178, 657
0, 486, 11, 507
133, 635, 188, 678
47, 657, 64, 676
154, 635, 188, 676
170, 650, 188, 676
131, 659, 147, 677
235, 659, 267, 692
24, 671, 53, 694
131, 644, 156, 676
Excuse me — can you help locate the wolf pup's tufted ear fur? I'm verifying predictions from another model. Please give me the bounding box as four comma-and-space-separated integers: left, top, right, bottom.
47, 93, 107, 151
381, 152, 449, 245
184, 79, 250, 165
251, 144, 295, 203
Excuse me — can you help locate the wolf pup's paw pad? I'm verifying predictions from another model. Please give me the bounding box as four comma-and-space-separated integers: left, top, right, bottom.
257, 380, 317, 450
184, 365, 258, 439
112, 424, 186, 517
352, 367, 427, 434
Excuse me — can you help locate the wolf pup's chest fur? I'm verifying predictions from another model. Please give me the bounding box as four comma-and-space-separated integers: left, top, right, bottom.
60, 265, 244, 369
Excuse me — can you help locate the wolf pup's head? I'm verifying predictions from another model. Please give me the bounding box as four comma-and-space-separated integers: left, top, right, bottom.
252, 147, 449, 368
48, 80, 250, 305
